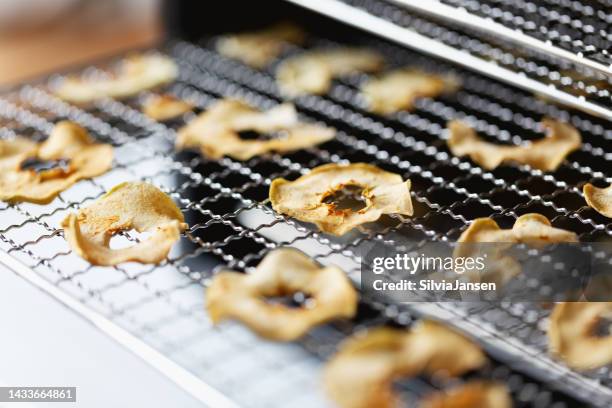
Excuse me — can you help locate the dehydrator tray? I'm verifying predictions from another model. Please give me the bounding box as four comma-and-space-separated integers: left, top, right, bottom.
0, 23, 611, 408
289, 0, 611, 120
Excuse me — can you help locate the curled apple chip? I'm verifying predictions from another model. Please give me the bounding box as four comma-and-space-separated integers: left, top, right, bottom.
55, 54, 178, 103
142, 94, 193, 121
176, 99, 334, 160
455, 214, 578, 285
0, 137, 38, 172
270, 163, 413, 236
548, 302, 612, 370
458, 214, 578, 246
583, 183, 612, 218
216, 22, 304, 68
361, 69, 458, 115
61, 182, 188, 266
205, 248, 357, 341
0, 121, 113, 204
420, 381, 511, 408
447, 119, 581, 171
324, 320, 486, 408
277, 48, 384, 96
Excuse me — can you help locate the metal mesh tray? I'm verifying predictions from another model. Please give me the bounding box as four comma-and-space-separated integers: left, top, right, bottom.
437, 0, 611, 66
318, 0, 611, 119
0, 28, 611, 407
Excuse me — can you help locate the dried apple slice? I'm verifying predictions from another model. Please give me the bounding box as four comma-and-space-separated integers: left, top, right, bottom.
458, 214, 578, 246
583, 183, 612, 218
420, 381, 511, 408
206, 248, 357, 341
324, 320, 487, 408
55, 54, 177, 103
455, 214, 578, 285
61, 182, 188, 266
142, 94, 193, 121
0, 121, 113, 204
361, 69, 457, 114
216, 22, 304, 68
0, 137, 37, 172
176, 99, 334, 160
548, 302, 612, 370
447, 119, 581, 171
269, 163, 413, 235
277, 48, 384, 96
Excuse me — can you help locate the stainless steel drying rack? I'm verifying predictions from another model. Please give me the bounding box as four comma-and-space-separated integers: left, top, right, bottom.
0, 21, 611, 408
287, 0, 611, 120
392, 0, 611, 76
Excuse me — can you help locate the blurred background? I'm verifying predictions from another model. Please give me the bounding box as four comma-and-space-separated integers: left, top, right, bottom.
0, 0, 160, 85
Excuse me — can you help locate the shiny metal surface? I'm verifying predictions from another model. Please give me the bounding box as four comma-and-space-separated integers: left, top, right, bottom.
292, 0, 611, 120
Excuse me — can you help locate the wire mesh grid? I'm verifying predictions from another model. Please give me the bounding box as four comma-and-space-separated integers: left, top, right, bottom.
341, 0, 611, 111
438, 0, 612, 65
0, 29, 611, 408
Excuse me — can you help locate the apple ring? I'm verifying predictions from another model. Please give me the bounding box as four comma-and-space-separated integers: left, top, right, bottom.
419, 381, 511, 408
269, 163, 413, 235
206, 248, 357, 341
548, 302, 612, 370
176, 99, 334, 160
142, 94, 193, 121
277, 48, 384, 96
457, 213, 578, 246
61, 182, 188, 266
323, 320, 487, 408
55, 54, 177, 103
447, 118, 581, 171
583, 183, 612, 218
216, 22, 305, 68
